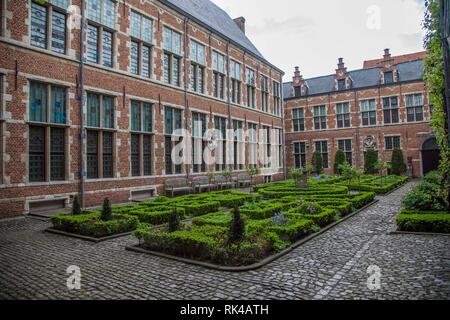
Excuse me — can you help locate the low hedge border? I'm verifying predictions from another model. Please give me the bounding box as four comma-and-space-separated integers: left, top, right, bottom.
125, 199, 379, 271
45, 228, 134, 243
396, 210, 450, 234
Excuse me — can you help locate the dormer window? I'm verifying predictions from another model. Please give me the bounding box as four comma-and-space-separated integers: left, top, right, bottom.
294, 86, 302, 97
338, 79, 346, 91
384, 71, 394, 84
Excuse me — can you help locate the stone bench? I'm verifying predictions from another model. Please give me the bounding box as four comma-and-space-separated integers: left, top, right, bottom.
192, 176, 216, 193
165, 178, 193, 197
235, 173, 252, 188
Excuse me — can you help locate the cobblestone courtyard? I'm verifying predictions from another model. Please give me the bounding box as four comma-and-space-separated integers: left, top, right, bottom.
0, 182, 449, 300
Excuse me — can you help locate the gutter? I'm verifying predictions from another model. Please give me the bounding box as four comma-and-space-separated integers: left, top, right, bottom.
79, 0, 86, 208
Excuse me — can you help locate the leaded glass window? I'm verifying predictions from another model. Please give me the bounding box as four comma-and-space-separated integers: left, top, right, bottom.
50, 85, 66, 124
163, 27, 181, 55
87, 93, 100, 127
131, 11, 152, 43
30, 3, 47, 49
361, 99, 376, 126
336, 102, 350, 128
88, 0, 116, 28
87, 24, 99, 63
130, 41, 139, 75
50, 127, 65, 181
86, 130, 99, 179
406, 94, 424, 122
102, 96, 114, 129
29, 82, 47, 123
51, 10, 66, 54
102, 132, 113, 178
102, 30, 113, 68
131, 134, 140, 177
383, 96, 399, 124
29, 126, 46, 182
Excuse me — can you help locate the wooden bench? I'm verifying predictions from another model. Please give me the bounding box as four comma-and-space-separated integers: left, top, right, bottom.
165, 178, 193, 197
192, 176, 216, 193
215, 175, 234, 190
235, 173, 252, 188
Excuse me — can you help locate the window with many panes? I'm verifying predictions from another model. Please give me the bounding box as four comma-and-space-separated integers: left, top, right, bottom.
189, 40, 205, 94
336, 102, 350, 128
212, 51, 225, 99
274, 128, 283, 169
246, 68, 256, 108
192, 112, 207, 173
130, 101, 153, 176
292, 108, 305, 132
338, 79, 346, 91
273, 81, 281, 116
86, 93, 115, 179
28, 81, 67, 182
293, 142, 306, 168
262, 126, 271, 168
163, 27, 182, 87
130, 11, 152, 78
230, 60, 242, 104
233, 120, 244, 171
164, 106, 183, 175
314, 105, 327, 130
214, 116, 227, 171
315, 140, 329, 169
86, 0, 116, 68
30, 0, 68, 54
385, 136, 401, 150
406, 94, 424, 122
360, 99, 376, 126
383, 96, 399, 124
384, 71, 394, 84
338, 139, 352, 165
248, 122, 258, 166
261, 76, 269, 112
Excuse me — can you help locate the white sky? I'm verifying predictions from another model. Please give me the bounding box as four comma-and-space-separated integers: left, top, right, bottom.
211, 0, 426, 79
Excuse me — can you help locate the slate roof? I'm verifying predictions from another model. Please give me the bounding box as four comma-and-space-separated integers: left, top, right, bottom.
162, 0, 266, 62
283, 59, 424, 99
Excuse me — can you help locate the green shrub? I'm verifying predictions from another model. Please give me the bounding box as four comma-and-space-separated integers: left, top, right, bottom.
297, 202, 323, 215
268, 219, 316, 242
301, 209, 338, 227
168, 208, 180, 232
397, 211, 450, 233
333, 149, 346, 175
402, 187, 446, 211
101, 198, 112, 221
312, 151, 323, 175
228, 207, 245, 245
72, 195, 81, 215
192, 212, 232, 227
390, 149, 407, 175
364, 149, 378, 174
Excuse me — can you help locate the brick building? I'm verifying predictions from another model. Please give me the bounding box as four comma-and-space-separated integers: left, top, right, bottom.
0, 0, 285, 217
283, 49, 438, 177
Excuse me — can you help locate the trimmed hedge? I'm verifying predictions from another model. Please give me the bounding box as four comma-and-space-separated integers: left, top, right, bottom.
192, 212, 232, 227
396, 210, 450, 233
51, 213, 139, 238
268, 219, 317, 242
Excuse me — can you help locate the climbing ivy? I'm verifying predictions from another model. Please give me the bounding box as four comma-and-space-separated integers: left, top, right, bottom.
423, 0, 450, 207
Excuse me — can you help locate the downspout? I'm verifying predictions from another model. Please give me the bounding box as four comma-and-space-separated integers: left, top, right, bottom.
281, 77, 287, 180
226, 41, 232, 169
183, 17, 190, 179
79, 0, 86, 208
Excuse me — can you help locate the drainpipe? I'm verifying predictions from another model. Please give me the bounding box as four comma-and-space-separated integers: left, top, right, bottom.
78, 0, 86, 208
281, 77, 287, 180
226, 41, 232, 170
183, 18, 190, 179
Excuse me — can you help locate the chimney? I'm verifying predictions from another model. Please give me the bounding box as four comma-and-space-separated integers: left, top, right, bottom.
292, 66, 304, 85
384, 48, 391, 60
233, 17, 246, 34
337, 57, 345, 70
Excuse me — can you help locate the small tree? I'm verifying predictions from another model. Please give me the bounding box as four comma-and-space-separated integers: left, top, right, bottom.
339, 162, 353, 186
364, 149, 378, 174
207, 171, 215, 184
228, 207, 245, 246
100, 198, 112, 221
72, 194, 81, 215
333, 150, 346, 175
247, 165, 260, 187
391, 149, 407, 175
375, 161, 391, 185
222, 167, 233, 182
353, 168, 364, 189
168, 207, 180, 232
312, 151, 323, 175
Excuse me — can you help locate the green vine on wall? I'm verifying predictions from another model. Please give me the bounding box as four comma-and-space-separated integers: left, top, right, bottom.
424, 0, 450, 206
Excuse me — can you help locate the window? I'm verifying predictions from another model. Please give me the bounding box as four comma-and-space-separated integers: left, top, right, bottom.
292, 108, 305, 132
273, 81, 281, 115
163, 27, 182, 87
338, 139, 352, 165
192, 112, 207, 173
275, 128, 283, 169
164, 106, 183, 175
384, 71, 394, 84
130, 11, 152, 78
86, 24, 114, 68
336, 102, 350, 128
87, 0, 116, 29
313, 105, 327, 130
230, 60, 242, 104
294, 86, 302, 98
385, 136, 401, 150
233, 120, 244, 171
406, 94, 424, 122
361, 99, 376, 126
383, 96, 399, 124
261, 76, 269, 112
315, 140, 329, 169
212, 51, 225, 99
338, 79, 346, 91
248, 123, 258, 166
30, 1, 68, 54
189, 40, 206, 94
262, 126, 271, 168
214, 116, 227, 171
130, 101, 153, 176
293, 142, 306, 168
246, 68, 256, 108
28, 81, 67, 182
86, 93, 115, 179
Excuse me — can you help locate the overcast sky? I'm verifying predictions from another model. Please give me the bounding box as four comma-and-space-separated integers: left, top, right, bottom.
211, 0, 426, 80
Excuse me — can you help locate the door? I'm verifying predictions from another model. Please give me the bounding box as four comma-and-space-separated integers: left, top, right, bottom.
421, 138, 440, 175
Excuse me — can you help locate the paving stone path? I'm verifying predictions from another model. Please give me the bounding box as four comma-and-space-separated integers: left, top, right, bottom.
0, 182, 449, 300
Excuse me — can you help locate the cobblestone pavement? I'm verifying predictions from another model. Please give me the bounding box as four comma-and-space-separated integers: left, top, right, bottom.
1, 182, 449, 300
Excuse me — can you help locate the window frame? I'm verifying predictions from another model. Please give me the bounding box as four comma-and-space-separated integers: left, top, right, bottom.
273, 81, 281, 116
212, 51, 226, 99
245, 67, 256, 108
336, 102, 351, 128
383, 96, 399, 124
214, 116, 227, 172
360, 99, 377, 126
261, 75, 269, 113
164, 106, 183, 175
293, 141, 307, 169
315, 140, 329, 169
192, 112, 207, 173
292, 108, 305, 132
337, 139, 352, 165
405, 93, 424, 123
384, 136, 401, 151
313, 105, 327, 130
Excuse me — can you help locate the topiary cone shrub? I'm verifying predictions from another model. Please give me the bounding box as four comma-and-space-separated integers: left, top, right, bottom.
228, 207, 245, 246
72, 194, 81, 215
168, 207, 180, 232
364, 149, 378, 174
391, 149, 407, 175
312, 151, 323, 175
333, 149, 346, 175
101, 198, 112, 221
